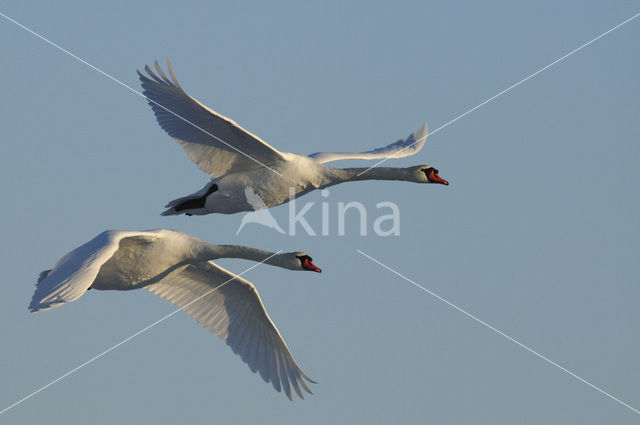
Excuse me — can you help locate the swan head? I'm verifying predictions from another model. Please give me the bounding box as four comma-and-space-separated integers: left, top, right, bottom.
413, 166, 449, 185
278, 252, 322, 273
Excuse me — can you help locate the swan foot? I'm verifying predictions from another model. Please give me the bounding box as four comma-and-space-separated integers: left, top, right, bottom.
173, 184, 218, 214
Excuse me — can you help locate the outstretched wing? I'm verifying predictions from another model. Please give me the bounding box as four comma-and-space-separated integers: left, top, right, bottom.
29, 231, 148, 312
145, 261, 315, 400
308, 123, 428, 164
138, 60, 286, 178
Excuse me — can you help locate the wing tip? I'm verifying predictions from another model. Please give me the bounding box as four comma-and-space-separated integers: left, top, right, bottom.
412, 122, 429, 144
303, 374, 318, 385
138, 59, 181, 89
28, 298, 53, 313
37, 269, 52, 283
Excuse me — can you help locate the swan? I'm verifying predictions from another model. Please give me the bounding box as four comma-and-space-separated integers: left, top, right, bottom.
138, 60, 449, 216
29, 229, 321, 399
236, 186, 286, 235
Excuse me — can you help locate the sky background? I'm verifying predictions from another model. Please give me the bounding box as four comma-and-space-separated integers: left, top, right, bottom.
1, 1, 639, 424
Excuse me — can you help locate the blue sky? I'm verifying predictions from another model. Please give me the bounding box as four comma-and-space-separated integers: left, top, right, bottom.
1, 1, 639, 424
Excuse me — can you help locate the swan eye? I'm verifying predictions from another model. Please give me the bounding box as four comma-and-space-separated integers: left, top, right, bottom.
296, 255, 314, 267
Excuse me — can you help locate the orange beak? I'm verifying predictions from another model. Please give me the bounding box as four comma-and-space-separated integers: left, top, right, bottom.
427, 169, 449, 185
302, 258, 322, 273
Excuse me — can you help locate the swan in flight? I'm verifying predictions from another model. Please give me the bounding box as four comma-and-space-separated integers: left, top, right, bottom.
138, 60, 449, 216
236, 186, 286, 235
29, 230, 320, 399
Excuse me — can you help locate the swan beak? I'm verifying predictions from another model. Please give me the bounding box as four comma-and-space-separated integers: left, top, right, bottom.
427, 170, 449, 185
303, 258, 322, 273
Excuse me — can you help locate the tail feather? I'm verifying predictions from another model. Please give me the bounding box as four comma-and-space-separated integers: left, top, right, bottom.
162, 181, 217, 216
161, 207, 180, 216
162, 194, 196, 216
164, 195, 193, 209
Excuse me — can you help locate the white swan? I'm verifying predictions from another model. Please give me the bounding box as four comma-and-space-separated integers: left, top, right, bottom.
138, 60, 449, 216
29, 229, 321, 399
236, 186, 286, 235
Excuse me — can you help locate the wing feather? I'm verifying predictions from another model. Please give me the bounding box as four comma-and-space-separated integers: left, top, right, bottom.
29, 231, 149, 312
309, 123, 428, 164
266, 333, 281, 393
246, 326, 261, 373
236, 318, 256, 361
257, 335, 270, 383
228, 304, 252, 353
276, 347, 291, 399
139, 60, 285, 177
144, 261, 314, 398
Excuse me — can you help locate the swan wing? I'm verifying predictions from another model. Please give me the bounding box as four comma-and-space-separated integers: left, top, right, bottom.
308, 122, 428, 164
139, 60, 286, 178
145, 261, 315, 399
29, 231, 148, 312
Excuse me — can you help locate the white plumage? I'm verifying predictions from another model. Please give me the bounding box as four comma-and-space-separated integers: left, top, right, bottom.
30, 230, 320, 399
139, 60, 449, 216
236, 187, 286, 235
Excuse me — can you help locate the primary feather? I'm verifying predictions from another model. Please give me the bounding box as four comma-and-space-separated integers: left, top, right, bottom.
138, 60, 285, 178
139, 60, 445, 217
29, 229, 316, 399
308, 123, 428, 164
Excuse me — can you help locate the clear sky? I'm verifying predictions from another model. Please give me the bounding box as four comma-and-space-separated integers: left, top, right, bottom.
1, 1, 639, 424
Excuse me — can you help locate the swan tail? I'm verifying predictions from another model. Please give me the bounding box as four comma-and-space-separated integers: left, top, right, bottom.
161, 194, 196, 216
164, 195, 192, 209
161, 194, 204, 216
161, 182, 217, 216
161, 206, 181, 216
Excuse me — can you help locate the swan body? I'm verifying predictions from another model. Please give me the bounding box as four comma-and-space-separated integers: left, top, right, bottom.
236, 187, 286, 234
29, 229, 320, 399
139, 61, 449, 216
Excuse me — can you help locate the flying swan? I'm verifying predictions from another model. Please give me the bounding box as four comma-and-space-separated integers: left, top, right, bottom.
138, 60, 449, 216
29, 229, 321, 399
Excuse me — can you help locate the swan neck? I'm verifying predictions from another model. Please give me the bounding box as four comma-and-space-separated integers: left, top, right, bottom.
215, 245, 282, 266
328, 167, 413, 183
